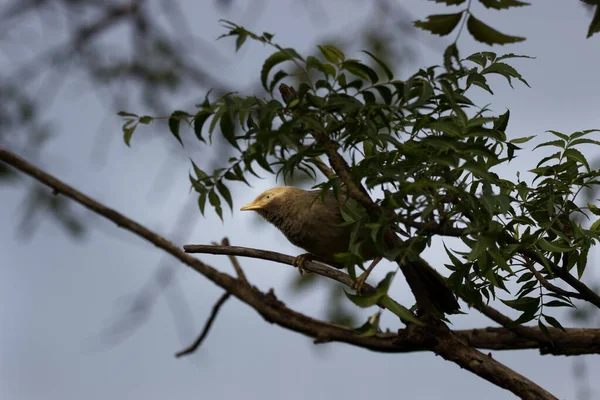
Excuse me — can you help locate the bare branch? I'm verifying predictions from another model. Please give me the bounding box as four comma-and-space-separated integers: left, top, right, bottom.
184, 244, 366, 291
175, 291, 231, 358
309, 157, 335, 179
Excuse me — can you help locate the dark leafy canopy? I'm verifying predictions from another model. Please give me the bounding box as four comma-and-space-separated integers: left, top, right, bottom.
120, 22, 600, 333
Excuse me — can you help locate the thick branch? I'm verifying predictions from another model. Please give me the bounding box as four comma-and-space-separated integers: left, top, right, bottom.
455, 327, 600, 355
0, 147, 563, 400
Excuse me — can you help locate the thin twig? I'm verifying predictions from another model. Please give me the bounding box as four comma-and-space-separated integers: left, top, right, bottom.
508, 239, 600, 308
175, 292, 231, 358
219, 238, 249, 284
522, 262, 583, 299
309, 157, 335, 179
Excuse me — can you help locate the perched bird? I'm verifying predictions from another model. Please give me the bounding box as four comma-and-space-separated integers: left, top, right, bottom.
240, 186, 460, 314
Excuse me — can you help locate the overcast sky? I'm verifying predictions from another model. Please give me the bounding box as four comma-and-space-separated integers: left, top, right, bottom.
1, 1, 599, 399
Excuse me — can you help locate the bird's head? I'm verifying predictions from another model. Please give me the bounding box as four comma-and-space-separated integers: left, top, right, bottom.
240, 186, 300, 213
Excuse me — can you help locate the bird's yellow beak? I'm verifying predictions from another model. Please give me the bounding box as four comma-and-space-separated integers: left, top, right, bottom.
240, 201, 261, 211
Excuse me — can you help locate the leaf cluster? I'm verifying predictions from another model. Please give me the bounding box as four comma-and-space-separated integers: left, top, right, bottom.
119, 22, 600, 332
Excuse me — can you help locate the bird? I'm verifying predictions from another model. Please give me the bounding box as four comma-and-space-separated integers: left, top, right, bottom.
240, 186, 460, 314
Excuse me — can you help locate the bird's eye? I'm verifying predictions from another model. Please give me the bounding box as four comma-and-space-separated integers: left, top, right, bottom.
265, 194, 271, 199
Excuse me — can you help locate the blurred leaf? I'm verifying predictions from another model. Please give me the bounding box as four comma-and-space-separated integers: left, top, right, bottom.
587, 5, 600, 38
362, 50, 394, 80
318, 45, 345, 64
479, 0, 530, 10
414, 13, 464, 36
168, 110, 190, 146
261, 48, 303, 92
466, 15, 525, 45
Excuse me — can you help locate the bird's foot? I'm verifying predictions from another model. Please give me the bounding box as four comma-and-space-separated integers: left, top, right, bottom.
292, 253, 314, 276
351, 257, 382, 294
352, 272, 369, 294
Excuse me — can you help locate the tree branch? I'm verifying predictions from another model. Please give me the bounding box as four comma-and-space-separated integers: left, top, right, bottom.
185, 243, 600, 355
522, 261, 583, 299
184, 244, 367, 292
0, 146, 565, 400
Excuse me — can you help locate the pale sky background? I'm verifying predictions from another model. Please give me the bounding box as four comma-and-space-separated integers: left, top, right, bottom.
1, 1, 599, 399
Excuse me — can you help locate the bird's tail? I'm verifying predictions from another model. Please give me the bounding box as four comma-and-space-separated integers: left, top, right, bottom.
406, 262, 460, 315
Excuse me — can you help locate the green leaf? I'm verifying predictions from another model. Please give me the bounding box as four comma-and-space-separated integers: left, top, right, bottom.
306, 56, 336, 78
344, 290, 381, 307
379, 295, 424, 325
443, 43, 461, 71
481, 62, 529, 87
570, 138, 600, 147
538, 238, 573, 253
318, 45, 345, 64
117, 111, 138, 117
168, 110, 189, 146
353, 312, 381, 336
220, 111, 239, 150
122, 122, 137, 147
344, 271, 396, 307
534, 140, 565, 150
190, 160, 210, 182
587, 5, 600, 38
430, 0, 467, 4
341, 60, 379, 83
577, 246, 590, 279
193, 111, 211, 143
538, 319, 551, 340
235, 32, 247, 51
362, 50, 394, 80
588, 203, 600, 216
467, 73, 493, 94
209, 189, 223, 221
414, 13, 464, 36
466, 15, 526, 45
479, 0, 530, 10
543, 315, 566, 332
216, 181, 233, 211
198, 190, 208, 216
509, 135, 535, 144
563, 148, 590, 172
260, 48, 303, 92
544, 300, 574, 308
501, 296, 539, 312
547, 130, 569, 141
373, 85, 393, 105
493, 110, 509, 132
139, 116, 153, 124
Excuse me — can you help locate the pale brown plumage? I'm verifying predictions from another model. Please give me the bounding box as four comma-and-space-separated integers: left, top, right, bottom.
241, 186, 351, 266
241, 186, 460, 314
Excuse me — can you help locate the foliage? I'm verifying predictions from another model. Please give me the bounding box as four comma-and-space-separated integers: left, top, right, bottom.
120, 22, 600, 334
414, 0, 600, 45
